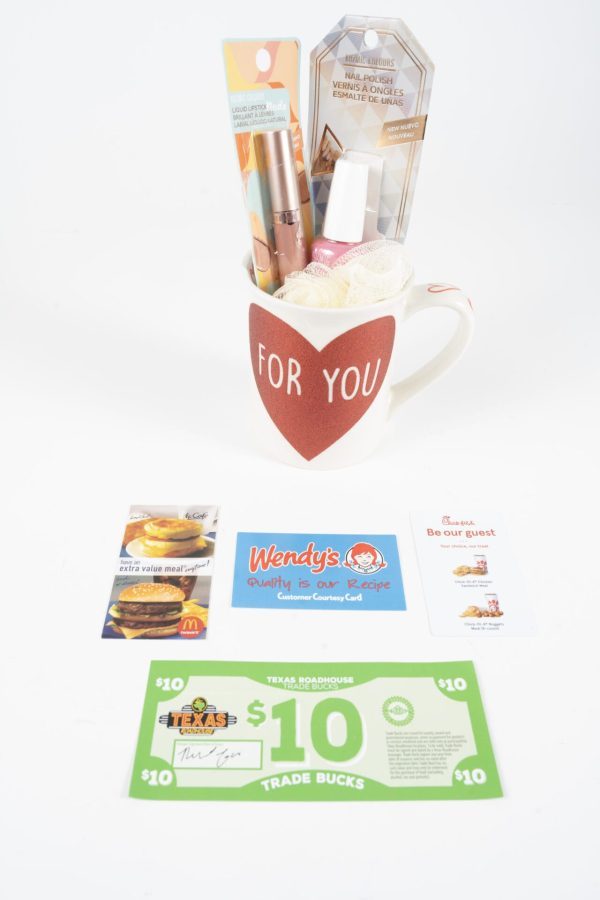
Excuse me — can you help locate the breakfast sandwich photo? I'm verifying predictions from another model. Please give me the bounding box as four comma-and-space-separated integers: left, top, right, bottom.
121, 505, 217, 559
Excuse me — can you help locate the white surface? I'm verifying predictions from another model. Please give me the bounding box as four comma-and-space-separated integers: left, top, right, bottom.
1, 1, 599, 898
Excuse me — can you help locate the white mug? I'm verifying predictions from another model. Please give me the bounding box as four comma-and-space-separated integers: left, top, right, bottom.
247, 271, 474, 468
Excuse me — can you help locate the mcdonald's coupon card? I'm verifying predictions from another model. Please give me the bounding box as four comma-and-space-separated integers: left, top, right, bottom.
101, 505, 219, 641
231, 532, 405, 611
129, 660, 501, 801
411, 511, 536, 637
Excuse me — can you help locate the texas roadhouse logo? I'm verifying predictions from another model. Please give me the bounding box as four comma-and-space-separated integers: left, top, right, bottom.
159, 696, 237, 735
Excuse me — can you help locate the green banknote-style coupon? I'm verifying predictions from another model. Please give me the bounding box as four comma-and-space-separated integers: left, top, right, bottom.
130, 661, 502, 801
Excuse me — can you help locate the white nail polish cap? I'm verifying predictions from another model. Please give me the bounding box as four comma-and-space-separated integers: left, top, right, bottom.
322, 158, 369, 243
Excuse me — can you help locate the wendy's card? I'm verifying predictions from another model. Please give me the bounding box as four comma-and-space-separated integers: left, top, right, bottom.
232, 532, 405, 611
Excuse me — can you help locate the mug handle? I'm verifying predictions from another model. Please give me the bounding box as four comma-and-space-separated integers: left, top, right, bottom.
390, 283, 475, 411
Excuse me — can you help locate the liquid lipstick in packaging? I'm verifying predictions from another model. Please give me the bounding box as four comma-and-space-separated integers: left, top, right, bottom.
256, 129, 308, 282
223, 39, 312, 294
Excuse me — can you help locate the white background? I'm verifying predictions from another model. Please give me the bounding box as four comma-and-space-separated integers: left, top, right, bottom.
1, 1, 599, 897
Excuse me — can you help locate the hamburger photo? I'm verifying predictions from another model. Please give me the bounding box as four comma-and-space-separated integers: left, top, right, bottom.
108, 582, 186, 638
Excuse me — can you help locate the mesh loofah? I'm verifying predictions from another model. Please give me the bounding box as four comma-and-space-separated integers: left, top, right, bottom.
274, 240, 413, 308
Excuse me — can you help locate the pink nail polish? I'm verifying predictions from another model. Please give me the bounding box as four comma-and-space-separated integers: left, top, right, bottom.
310, 158, 369, 266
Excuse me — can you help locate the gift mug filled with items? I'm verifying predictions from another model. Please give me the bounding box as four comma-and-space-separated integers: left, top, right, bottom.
246, 242, 474, 468
225, 20, 475, 468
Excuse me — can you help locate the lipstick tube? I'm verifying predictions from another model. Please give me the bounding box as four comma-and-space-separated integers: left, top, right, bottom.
256, 129, 308, 286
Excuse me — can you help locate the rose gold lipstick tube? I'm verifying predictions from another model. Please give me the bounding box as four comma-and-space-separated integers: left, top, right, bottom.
256, 129, 308, 284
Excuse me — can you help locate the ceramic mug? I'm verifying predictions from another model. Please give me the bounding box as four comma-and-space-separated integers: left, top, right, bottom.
247, 270, 474, 468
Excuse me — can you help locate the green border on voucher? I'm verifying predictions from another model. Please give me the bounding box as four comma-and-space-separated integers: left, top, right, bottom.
130, 660, 502, 802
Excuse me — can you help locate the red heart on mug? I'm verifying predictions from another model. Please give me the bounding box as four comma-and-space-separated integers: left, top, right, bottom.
249, 304, 395, 461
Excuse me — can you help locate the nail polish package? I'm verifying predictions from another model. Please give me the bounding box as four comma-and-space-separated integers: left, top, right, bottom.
308, 15, 434, 243
223, 39, 313, 292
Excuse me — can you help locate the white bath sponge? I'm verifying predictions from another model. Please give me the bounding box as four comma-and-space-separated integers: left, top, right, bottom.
274, 240, 413, 308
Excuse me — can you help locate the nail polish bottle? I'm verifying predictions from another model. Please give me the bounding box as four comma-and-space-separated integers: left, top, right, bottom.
310, 158, 369, 266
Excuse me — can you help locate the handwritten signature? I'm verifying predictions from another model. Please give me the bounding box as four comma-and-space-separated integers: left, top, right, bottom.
176, 743, 242, 768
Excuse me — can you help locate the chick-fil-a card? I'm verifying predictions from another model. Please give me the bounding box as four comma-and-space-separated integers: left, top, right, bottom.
410, 511, 536, 636
232, 533, 405, 611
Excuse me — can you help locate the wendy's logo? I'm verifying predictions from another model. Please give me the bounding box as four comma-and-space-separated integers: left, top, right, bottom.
344, 542, 387, 575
